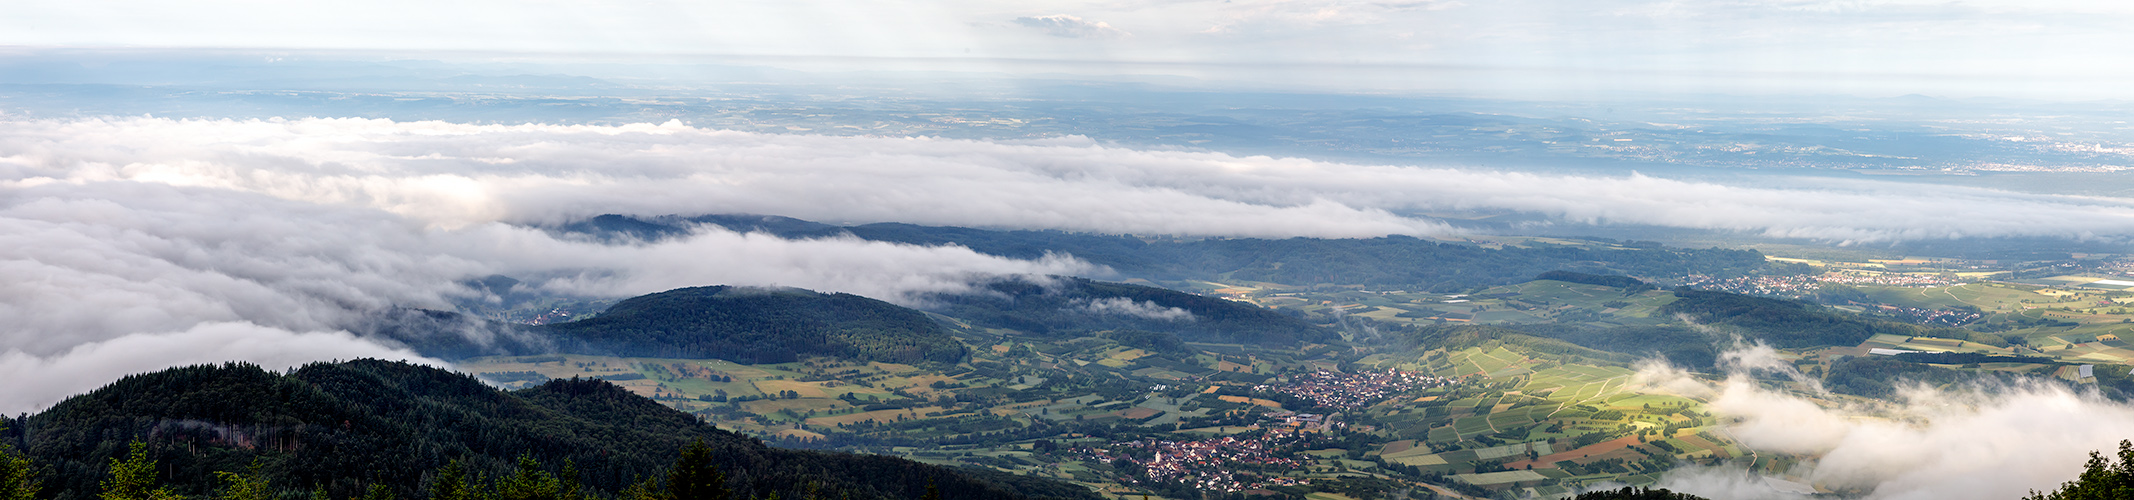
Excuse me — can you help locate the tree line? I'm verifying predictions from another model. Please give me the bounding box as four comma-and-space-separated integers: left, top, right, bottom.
0, 360, 1091, 500
541, 286, 967, 364
2, 435, 798, 500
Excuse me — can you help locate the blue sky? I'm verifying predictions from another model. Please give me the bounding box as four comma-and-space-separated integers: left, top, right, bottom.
5, 0, 2132, 98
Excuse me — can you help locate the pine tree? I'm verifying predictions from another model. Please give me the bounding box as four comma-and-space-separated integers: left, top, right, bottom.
497, 455, 563, 500
919, 480, 940, 500
620, 476, 668, 500
559, 461, 583, 500
99, 442, 179, 500
1, 425, 37, 500
213, 461, 272, 500
430, 460, 482, 500
668, 440, 727, 500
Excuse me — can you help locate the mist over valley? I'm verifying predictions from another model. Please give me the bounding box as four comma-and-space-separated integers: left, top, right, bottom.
11, 3, 2134, 500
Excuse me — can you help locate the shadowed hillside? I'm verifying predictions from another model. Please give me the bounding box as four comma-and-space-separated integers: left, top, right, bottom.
543, 286, 968, 364
0, 360, 1092, 500
919, 276, 1331, 346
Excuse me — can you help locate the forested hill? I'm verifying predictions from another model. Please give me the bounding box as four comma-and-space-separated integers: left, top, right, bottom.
1533, 270, 1656, 292
0, 360, 1093, 500
917, 276, 1330, 346
1484, 288, 1998, 369
1660, 289, 1996, 349
542, 286, 966, 364
550, 214, 1772, 292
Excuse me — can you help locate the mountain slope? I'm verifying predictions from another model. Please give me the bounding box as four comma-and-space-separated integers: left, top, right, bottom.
0, 360, 1091, 500
542, 286, 967, 364
1659, 289, 1982, 349
920, 276, 1331, 346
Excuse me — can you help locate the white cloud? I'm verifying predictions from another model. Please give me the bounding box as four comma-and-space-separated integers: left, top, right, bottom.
0, 178, 1093, 348
1080, 297, 1195, 321
11, 117, 2134, 243
1630, 352, 2134, 500
1013, 15, 1130, 39
1649, 465, 1814, 500
0, 117, 1451, 238
13, 114, 2134, 416
0, 142, 1099, 413
1628, 359, 1718, 399
499, 227, 1097, 302
0, 322, 446, 415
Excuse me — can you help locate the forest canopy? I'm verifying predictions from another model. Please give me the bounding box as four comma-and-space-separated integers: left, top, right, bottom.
542, 286, 967, 364
0, 360, 1089, 500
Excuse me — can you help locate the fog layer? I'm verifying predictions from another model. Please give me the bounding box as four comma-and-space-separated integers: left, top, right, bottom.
9, 116, 2134, 414
13, 118, 2134, 242
1638, 349, 2133, 499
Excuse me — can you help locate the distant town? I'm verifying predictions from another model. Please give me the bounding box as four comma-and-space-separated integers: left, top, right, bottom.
1253, 369, 1452, 410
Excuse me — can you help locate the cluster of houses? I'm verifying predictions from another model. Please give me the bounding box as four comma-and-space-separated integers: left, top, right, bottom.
1088, 435, 1305, 493
1253, 369, 1450, 410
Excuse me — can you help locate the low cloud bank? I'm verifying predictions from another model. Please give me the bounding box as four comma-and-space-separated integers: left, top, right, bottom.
0, 322, 447, 414
10, 115, 2134, 416
1080, 297, 1196, 321
1634, 349, 2134, 500
10, 117, 2134, 242
0, 179, 1090, 414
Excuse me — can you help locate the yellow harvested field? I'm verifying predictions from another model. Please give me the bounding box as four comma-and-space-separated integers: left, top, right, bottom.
612, 380, 663, 397
774, 429, 826, 441
1218, 395, 1284, 408
898, 374, 957, 394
